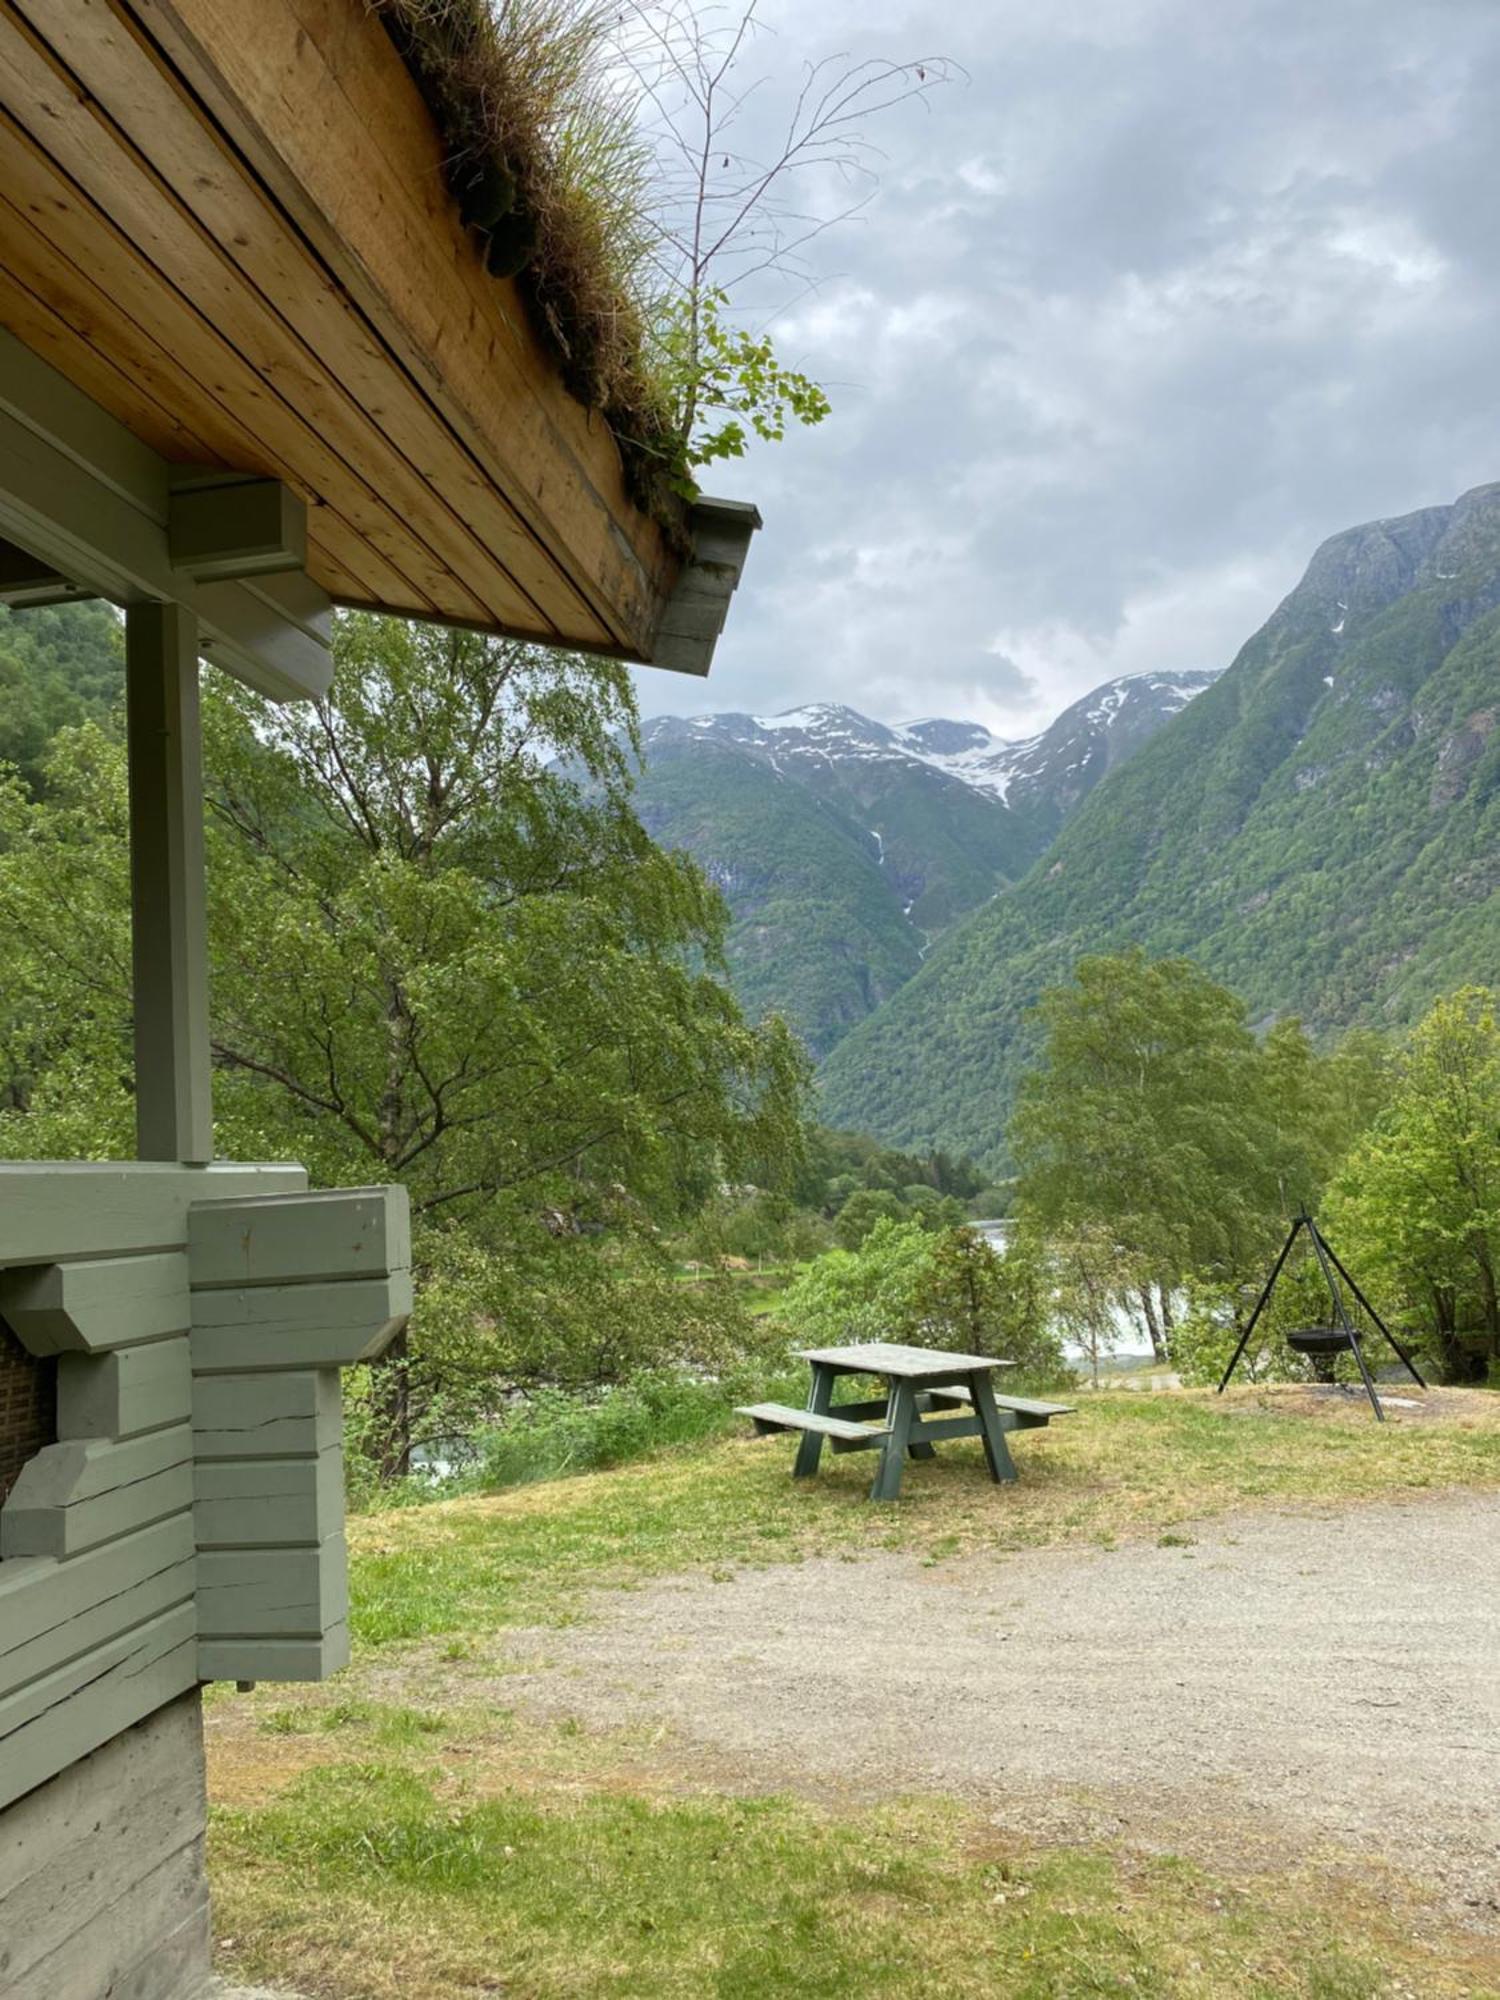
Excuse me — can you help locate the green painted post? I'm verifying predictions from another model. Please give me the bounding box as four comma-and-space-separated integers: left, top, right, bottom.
871, 1380, 917, 1501
125, 603, 213, 1164
793, 1362, 835, 1477
970, 1372, 1018, 1483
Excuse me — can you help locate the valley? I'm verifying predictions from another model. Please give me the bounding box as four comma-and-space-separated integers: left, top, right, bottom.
817, 483, 1500, 1168
633, 671, 1217, 1054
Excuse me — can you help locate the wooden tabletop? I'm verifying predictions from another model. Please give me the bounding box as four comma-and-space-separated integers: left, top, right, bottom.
795, 1342, 1014, 1377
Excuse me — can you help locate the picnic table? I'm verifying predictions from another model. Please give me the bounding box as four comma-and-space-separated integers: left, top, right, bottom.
737, 1341, 1074, 1502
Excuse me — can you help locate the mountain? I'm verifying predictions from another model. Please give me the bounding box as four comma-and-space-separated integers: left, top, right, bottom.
818, 483, 1500, 1168
633, 672, 1217, 1054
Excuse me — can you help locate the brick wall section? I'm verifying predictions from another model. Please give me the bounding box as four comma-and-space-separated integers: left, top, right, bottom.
0, 1315, 55, 1507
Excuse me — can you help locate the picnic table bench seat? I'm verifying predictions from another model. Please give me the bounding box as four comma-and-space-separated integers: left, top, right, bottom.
736, 1402, 890, 1443
927, 1387, 1076, 1424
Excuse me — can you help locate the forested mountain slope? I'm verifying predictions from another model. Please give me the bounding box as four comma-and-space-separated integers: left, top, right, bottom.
818, 484, 1500, 1166
635, 673, 1214, 1054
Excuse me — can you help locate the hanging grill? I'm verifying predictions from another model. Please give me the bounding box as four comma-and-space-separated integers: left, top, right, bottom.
1286, 1324, 1356, 1384
1217, 1212, 1426, 1419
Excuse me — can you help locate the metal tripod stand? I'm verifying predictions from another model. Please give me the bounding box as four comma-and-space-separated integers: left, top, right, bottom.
1216, 1212, 1426, 1420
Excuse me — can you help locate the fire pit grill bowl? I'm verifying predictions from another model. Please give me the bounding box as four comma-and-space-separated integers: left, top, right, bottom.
1287, 1324, 1357, 1383
1287, 1327, 1357, 1358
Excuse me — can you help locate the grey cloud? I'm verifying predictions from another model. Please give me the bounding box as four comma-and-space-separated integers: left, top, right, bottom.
635, 0, 1500, 733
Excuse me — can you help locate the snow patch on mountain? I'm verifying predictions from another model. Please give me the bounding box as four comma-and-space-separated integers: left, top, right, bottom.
644, 670, 1223, 813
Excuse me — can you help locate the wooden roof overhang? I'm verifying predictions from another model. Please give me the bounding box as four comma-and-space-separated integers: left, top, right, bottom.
0, 0, 758, 699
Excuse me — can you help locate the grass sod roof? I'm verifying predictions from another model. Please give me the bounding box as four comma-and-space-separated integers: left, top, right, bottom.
371, 0, 689, 538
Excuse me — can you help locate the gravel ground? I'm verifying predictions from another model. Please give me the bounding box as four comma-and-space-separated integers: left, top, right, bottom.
501, 1490, 1500, 1920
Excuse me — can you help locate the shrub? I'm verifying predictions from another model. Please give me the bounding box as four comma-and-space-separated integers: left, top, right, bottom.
780, 1222, 1066, 1387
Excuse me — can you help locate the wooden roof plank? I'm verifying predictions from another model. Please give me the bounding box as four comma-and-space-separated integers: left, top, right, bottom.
0, 241, 220, 466
128, 0, 680, 656
0, 9, 477, 621
16, 0, 592, 645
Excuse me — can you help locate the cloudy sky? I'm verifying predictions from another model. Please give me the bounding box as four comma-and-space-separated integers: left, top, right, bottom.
631, 0, 1500, 737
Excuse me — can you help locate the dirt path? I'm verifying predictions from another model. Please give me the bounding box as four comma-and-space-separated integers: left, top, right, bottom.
500, 1490, 1500, 1920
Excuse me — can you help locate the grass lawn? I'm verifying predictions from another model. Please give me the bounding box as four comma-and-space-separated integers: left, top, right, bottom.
208, 1387, 1500, 1999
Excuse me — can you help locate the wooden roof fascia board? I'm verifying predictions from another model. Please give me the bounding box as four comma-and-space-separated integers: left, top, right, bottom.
0, 36, 464, 625
647, 497, 762, 677
127, 0, 681, 658
0, 19, 468, 624
0, 328, 332, 700
240, 0, 678, 638
12, 0, 579, 645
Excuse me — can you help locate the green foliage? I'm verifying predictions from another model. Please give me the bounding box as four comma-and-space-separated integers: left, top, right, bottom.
781, 1220, 1064, 1383
833, 1187, 907, 1248
1008, 952, 1392, 1360
662, 288, 830, 480
1169, 1266, 1335, 1390
1012, 952, 1283, 1284
0, 602, 122, 795
782, 1217, 932, 1344
0, 611, 809, 1472
792, 1126, 986, 1212
1327, 986, 1500, 1380
461, 1361, 798, 1492
680, 1185, 822, 1264
820, 489, 1500, 1167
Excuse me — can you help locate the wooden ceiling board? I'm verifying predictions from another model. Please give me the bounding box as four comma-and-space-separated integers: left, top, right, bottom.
8, 0, 590, 641
0, 135, 405, 609
125, 0, 680, 653
0, 0, 686, 657
0, 233, 221, 466
0, 9, 493, 622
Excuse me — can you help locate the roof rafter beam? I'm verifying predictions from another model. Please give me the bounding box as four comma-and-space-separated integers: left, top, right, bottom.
0, 533, 90, 607
167, 473, 307, 583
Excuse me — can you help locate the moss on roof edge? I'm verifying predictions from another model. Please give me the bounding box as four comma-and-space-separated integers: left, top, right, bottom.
370, 0, 691, 550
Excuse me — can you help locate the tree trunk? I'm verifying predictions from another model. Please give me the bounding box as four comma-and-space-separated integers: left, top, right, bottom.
1137, 1284, 1168, 1364
1429, 1284, 1484, 1385
1475, 1245, 1500, 1365
366, 985, 415, 1480
370, 1329, 413, 1481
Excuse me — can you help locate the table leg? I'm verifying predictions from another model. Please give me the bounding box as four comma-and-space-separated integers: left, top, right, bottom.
908, 1390, 937, 1460
871, 1380, 917, 1501
794, 1361, 835, 1478
970, 1371, 1018, 1484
